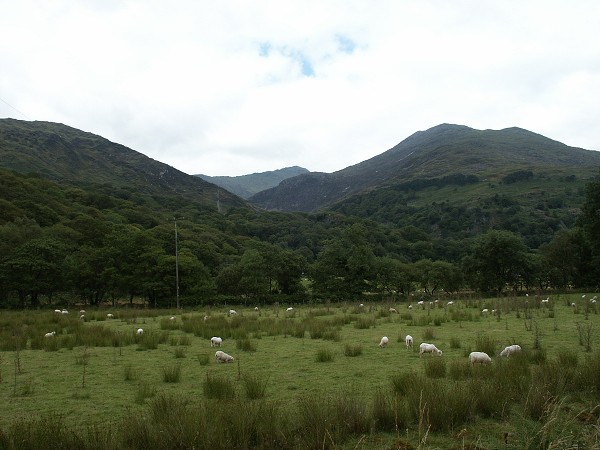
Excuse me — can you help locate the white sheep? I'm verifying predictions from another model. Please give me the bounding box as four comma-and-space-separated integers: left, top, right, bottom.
136, 328, 144, 336
541, 298, 549, 304
54, 309, 61, 313
79, 309, 86, 314
210, 336, 223, 347
79, 314, 85, 321
286, 307, 294, 312
170, 316, 176, 321
229, 309, 237, 316
405, 335, 413, 349
61, 309, 69, 315
359, 303, 364, 308
107, 313, 114, 318
481, 308, 489, 314
389, 307, 398, 313
419, 342, 442, 356
44, 331, 56, 338
378, 336, 389, 348
255, 306, 259, 311
408, 305, 413, 310
571, 303, 576, 307
469, 351, 492, 365
499, 344, 522, 357
447, 301, 454, 306
215, 350, 234, 363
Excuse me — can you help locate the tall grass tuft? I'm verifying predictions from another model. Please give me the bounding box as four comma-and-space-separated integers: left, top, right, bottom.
124, 363, 136, 381
161, 364, 181, 383
135, 381, 156, 404
423, 356, 446, 378
344, 343, 363, 357
197, 353, 210, 366
422, 327, 435, 340
316, 348, 334, 362
474, 333, 496, 356
354, 317, 375, 329
203, 373, 236, 399
236, 337, 257, 352
242, 372, 269, 399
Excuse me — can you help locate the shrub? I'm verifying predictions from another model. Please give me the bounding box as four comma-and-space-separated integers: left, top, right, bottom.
135, 381, 156, 404
422, 328, 435, 340
449, 336, 461, 349
197, 353, 210, 366
424, 356, 446, 378
173, 347, 186, 358
354, 317, 375, 329
242, 372, 268, 400
236, 338, 257, 352
448, 359, 472, 380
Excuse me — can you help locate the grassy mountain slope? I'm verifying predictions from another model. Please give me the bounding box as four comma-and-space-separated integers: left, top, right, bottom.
195, 166, 309, 199
0, 119, 245, 211
249, 124, 600, 212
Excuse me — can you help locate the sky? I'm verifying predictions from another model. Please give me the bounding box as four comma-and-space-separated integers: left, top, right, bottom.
1, 1, 600, 177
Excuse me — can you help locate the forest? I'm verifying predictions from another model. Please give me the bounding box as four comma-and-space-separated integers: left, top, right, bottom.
1, 164, 600, 310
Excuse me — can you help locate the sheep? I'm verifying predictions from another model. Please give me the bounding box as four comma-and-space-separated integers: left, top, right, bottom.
469, 351, 492, 365
541, 298, 549, 304
359, 303, 364, 308
170, 316, 176, 321
215, 350, 234, 363
417, 300, 424, 308
255, 306, 259, 311
499, 344, 522, 357
136, 328, 144, 336
408, 305, 413, 310
286, 307, 294, 312
419, 342, 442, 356
481, 308, 489, 314
447, 301, 454, 306
405, 335, 413, 349
571, 303, 576, 307
79, 309, 86, 314
54, 309, 61, 313
79, 314, 85, 321
378, 336, 389, 348
44, 331, 56, 338
389, 307, 398, 313
107, 313, 114, 319
210, 336, 223, 347
61, 309, 69, 315
229, 309, 238, 316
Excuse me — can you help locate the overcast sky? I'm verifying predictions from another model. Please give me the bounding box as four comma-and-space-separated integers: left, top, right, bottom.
1, 1, 599, 176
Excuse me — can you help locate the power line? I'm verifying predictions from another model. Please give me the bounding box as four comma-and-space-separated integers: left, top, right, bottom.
0, 96, 30, 120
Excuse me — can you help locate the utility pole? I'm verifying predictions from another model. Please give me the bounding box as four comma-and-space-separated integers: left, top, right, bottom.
174, 218, 180, 309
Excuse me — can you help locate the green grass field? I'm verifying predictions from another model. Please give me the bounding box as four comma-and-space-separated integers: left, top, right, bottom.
1, 293, 599, 449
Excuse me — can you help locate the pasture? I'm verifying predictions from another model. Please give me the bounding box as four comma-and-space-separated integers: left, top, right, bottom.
1, 293, 599, 449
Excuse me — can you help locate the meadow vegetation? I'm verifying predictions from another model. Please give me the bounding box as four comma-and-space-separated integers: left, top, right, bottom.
0, 294, 599, 449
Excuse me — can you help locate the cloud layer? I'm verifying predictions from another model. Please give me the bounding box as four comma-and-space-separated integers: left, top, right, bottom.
1, 1, 599, 176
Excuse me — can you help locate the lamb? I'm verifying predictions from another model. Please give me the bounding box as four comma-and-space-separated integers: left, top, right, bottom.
419, 342, 442, 356
378, 336, 389, 348
44, 331, 56, 338
210, 336, 223, 347
405, 335, 413, 349
469, 351, 492, 365
499, 344, 522, 357
215, 350, 234, 363
136, 328, 144, 336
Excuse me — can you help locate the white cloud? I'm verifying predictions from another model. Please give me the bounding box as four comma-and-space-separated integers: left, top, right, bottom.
1, 0, 599, 176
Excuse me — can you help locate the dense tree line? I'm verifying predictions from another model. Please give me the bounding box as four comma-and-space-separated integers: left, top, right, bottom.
0, 168, 599, 308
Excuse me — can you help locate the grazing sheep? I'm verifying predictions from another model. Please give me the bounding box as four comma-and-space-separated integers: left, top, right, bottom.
79, 315, 85, 321
215, 350, 234, 363
571, 303, 576, 307
499, 344, 522, 357
79, 310, 86, 314
389, 307, 398, 313
447, 301, 454, 306
54, 309, 61, 313
469, 351, 492, 365
136, 328, 144, 336
286, 307, 294, 312
405, 335, 413, 349
419, 342, 442, 356
210, 336, 223, 347
229, 309, 237, 316
359, 303, 364, 308
378, 336, 389, 348
203, 315, 208, 321
541, 298, 549, 304
408, 305, 413, 310
44, 331, 56, 338
481, 308, 489, 314
417, 300, 424, 308
170, 316, 176, 321
107, 313, 114, 319
61, 309, 69, 315
255, 306, 259, 311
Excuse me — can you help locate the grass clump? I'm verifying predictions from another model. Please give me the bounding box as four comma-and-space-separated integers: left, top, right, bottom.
236, 337, 257, 352
242, 372, 269, 399
344, 343, 363, 357
316, 348, 334, 362
424, 356, 447, 378
161, 364, 181, 383
203, 373, 236, 399
197, 353, 210, 366
135, 381, 156, 404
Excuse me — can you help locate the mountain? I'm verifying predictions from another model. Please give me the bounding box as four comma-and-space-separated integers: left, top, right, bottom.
195, 166, 309, 199
249, 124, 600, 212
0, 119, 245, 210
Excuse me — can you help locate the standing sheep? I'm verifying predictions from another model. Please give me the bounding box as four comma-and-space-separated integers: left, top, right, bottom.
136, 328, 144, 336
215, 350, 234, 363
419, 342, 442, 356
210, 336, 223, 347
405, 335, 413, 349
378, 336, 389, 348
44, 331, 56, 338
469, 351, 492, 365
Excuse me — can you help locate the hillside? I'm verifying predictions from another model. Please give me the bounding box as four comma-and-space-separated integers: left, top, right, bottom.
249, 124, 600, 212
195, 166, 309, 199
0, 119, 245, 211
